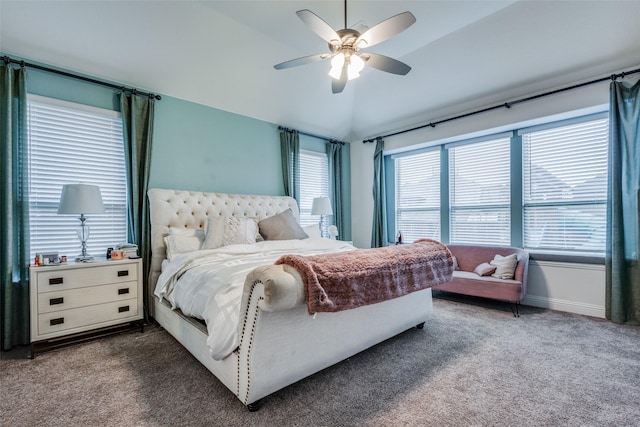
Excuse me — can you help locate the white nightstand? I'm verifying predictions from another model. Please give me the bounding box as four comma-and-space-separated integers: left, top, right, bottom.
29, 258, 144, 357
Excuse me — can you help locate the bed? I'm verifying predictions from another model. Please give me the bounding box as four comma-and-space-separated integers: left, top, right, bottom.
148, 188, 453, 410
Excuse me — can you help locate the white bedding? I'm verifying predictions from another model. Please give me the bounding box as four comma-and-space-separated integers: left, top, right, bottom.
154, 238, 355, 360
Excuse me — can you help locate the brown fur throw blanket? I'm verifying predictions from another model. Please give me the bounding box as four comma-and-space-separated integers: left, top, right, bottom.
275, 239, 453, 314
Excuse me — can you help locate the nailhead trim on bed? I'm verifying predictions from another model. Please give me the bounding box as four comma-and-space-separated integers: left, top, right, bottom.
237, 280, 262, 405
243, 297, 262, 405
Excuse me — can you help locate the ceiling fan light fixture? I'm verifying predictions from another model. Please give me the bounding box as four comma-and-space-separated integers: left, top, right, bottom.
329, 53, 345, 79
275, 1, 416, 93
347, 54, 365, 80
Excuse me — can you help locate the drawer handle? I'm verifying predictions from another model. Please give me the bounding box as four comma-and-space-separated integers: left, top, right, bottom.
49, 297, 64, 305
50, 317, 64, 326
49, 277, 64, 285
117, 270, 129, 277
118, 288, 130, 295
118, 305, 130, 313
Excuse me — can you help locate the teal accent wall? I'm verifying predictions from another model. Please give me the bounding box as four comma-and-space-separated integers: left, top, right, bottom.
26, 67, 119, 111
151, 96, 283, 195
14, 55, 351, 236
19, 58, 284, 196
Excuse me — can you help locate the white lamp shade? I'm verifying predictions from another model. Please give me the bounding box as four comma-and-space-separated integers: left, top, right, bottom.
57, 184, 106, 214
311, 197, 333, 216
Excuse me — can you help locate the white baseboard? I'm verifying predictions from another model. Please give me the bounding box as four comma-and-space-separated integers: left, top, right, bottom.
522, 294, 606, 319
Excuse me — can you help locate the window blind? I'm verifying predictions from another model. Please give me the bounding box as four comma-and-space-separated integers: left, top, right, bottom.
522, 117, 608, 254
27, 95, 127, 259
298, 150, 329, 231
395, 150, 440, 243
449, 137, 511, 245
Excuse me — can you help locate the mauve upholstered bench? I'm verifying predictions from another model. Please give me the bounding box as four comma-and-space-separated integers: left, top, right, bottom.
432, 245, 529, 316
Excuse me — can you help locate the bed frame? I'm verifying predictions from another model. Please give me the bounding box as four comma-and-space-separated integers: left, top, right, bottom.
148, 188, 433, 410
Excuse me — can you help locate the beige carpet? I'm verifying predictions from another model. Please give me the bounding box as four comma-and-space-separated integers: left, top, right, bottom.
2, 294, 639, 427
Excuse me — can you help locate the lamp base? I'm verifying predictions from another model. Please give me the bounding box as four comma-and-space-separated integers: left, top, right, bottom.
75, 255, 94, 262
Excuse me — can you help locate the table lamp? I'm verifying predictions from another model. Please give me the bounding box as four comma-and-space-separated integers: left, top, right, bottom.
311, 196, 333, 238
57, 184, 105, 261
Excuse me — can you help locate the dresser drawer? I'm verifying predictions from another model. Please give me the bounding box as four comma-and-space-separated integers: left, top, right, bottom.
37, 281, 138, 314
37, 298, 139, 337
36, 263, 138, 293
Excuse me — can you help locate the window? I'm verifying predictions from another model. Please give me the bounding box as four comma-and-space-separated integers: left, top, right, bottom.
449, 136, 511, 245
521, 116, 608, 254
390, 111, 609, 257
298, 149, 329, 231
394, 150, 440, 243
27, 95, 127, 259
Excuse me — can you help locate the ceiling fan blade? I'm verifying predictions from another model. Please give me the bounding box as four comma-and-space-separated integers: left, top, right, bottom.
274, 54, 331, 70
362, 53, 411, 75
356, 12, 416, 48
296, 9, 340, 45
331, 63, 348, 94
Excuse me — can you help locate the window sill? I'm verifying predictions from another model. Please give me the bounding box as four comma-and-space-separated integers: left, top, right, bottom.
529, 252, 604, 265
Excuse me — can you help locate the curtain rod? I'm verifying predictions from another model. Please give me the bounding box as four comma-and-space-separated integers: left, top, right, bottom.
363, 67, 640, 143
278, 126, 345, 145
1, 55, 162, 100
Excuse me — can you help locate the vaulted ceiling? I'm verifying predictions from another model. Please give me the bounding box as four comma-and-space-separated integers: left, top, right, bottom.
2, 1, 639, 141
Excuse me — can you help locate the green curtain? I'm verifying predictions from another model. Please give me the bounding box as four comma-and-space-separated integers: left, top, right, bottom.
1, 64, 30, 350
371, 137, 387, 248
327, 141, 343, 236
280, 128, 300, 202
606, 79, 640, 325
119, 93, 155, 319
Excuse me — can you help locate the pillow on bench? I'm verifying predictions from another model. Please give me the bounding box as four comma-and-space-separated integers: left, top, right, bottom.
490, 253, 518, 279
473, 262, 496, 276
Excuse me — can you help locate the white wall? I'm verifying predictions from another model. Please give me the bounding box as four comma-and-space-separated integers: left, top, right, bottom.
524, 261, 605, 318
349, 74, 632, 318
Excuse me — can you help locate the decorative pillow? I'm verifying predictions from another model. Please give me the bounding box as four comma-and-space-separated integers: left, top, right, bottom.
164, 234, 202, 260
303, 223, 322, 239
473, 262, 497, 277
202, 216, 258, 249
490, 253, 518, 279
452, 256, 459, 271
168, 227, 205, 238
258, 209, 308, 240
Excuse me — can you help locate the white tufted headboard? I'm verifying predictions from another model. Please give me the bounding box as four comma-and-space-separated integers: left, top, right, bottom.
147, 188, 299, 293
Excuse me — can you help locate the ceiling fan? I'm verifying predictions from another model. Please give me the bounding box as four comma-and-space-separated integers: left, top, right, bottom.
273, 0, 416, 94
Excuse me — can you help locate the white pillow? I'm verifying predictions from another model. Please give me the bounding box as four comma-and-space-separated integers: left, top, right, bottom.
490, 253, 518, 279
164, 234, 202, 260
168, 227, 205, 238
202, 216, 258, 249
302, 223, 322, 238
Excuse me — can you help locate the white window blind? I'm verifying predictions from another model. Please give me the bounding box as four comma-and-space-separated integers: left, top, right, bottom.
449, 137, 511, 245
298, 150, 329, 231
27, 95, 127, 259
394, 150, 440, 243
522, 117, 608, 254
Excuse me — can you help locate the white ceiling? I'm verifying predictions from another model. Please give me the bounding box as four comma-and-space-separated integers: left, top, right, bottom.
2, 1, 640, 141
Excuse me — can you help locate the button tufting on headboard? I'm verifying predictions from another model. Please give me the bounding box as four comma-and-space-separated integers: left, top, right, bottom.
147, 188, 299, 299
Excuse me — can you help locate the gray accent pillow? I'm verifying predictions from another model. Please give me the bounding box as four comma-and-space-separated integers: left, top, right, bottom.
258, 209, 308, 240
473, 262, 497, 277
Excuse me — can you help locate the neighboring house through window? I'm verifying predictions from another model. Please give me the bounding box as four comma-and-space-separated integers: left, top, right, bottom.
394, 149, 441, 243
392, 113, 608, 257
449, 136, 511, 245
521, 115, 608, 254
